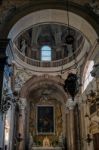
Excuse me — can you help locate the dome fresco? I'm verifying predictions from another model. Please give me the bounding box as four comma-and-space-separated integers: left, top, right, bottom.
14, 23, 84, 61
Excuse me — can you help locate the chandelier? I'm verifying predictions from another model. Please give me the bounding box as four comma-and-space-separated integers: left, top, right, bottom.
64, 0, 79, 101
64, 73, 79, 101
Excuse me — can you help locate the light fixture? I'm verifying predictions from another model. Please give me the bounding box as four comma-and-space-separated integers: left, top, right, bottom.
64, 0, 80, 101
64, 73, 79, 101
65, 0, 74, 45
85, 134, 93, 145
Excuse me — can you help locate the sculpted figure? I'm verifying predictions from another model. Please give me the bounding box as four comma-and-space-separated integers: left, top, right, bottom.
20, 39, 27, 55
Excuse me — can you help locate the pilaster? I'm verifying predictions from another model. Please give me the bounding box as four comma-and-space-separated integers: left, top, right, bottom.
66, 99, 76, 150
0, 39, 9, 106
18, 98, 27, 150
0, 39, 9, 150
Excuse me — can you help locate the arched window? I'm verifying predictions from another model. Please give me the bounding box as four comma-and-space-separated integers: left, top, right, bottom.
83, 60, 94, 92
41, 45, 51, 61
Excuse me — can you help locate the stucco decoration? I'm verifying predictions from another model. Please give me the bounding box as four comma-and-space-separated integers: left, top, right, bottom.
14, 67, 34, 90
65, 98, 76, 110
86, 1, 99, 15
89, 121, 99, 134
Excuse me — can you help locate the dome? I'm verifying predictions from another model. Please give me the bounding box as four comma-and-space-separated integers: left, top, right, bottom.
14, 23, 84, 63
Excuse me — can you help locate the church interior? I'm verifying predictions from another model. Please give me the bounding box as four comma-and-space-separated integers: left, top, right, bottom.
0, 0, 99, 150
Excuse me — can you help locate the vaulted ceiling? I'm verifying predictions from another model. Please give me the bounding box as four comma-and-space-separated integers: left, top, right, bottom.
0, 0, 98, 94
0, 0, 99, 38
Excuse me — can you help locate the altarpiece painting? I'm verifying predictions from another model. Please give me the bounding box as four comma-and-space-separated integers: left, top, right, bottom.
37, 106, 54, 134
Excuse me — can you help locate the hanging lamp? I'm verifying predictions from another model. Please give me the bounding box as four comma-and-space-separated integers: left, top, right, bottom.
65, 0, 74, 45
64, 0, 79, 101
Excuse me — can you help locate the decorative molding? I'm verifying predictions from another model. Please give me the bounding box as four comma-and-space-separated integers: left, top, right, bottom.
87, 1, 99, 15
89, 121, 99, 134
14, 67, 33, 90
91, 63, 99, 78
65, 98, 76, 110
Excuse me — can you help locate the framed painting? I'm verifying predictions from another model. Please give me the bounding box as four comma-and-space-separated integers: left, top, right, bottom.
37, 105, 54, 134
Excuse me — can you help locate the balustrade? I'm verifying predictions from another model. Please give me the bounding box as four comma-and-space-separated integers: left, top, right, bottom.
13, 38, 85, 68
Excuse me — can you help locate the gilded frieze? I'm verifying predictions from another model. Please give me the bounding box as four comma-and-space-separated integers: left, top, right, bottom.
89, 121, 99, 134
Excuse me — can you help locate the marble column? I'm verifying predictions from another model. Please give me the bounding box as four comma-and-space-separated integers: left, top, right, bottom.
9, 105, 16, 150
18, 98, 27, 150
66, 110, 71, 150
79, 103, 86, 150
0, 39, 9, 150
0, 113, 4, 150
69, 108, 75, 150
66, 99, 76, 150
75, 104, 82, 150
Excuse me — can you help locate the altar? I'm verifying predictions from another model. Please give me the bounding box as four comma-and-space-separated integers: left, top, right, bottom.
32, 147, 62, 150
29, 104, 64, 150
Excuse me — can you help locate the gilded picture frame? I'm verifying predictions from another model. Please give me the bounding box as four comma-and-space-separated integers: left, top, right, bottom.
36, 105, 55, 134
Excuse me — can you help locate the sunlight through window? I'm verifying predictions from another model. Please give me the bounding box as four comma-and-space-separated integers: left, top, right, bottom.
41, 46, 51, 61
83, 61, 94, 92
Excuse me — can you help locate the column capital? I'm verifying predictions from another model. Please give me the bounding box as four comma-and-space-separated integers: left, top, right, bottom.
66, 98, 76, 110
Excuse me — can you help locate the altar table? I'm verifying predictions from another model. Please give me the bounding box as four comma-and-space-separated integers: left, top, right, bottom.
32, 147, 62, 150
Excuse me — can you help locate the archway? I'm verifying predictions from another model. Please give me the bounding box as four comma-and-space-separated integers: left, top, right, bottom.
0, 1, 99, 39
0, 1, 99, 150
18, 75, 68, 149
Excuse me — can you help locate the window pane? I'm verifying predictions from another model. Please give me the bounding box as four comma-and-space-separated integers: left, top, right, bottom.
42, 57, 51, 61
42, 51, 51, 56
83, 61, 94, 92
41, 46, 51, 61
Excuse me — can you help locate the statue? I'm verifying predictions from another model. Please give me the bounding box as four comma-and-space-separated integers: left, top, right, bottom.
20, 39, 27, 55
43, 136, 50, 147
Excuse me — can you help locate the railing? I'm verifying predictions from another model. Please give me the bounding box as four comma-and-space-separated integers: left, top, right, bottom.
13, 38, 85, 68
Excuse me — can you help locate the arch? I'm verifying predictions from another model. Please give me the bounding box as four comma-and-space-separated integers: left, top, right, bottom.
8, 9, 98, 46
19, 75, 67, 103
0, 1, 99, 39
